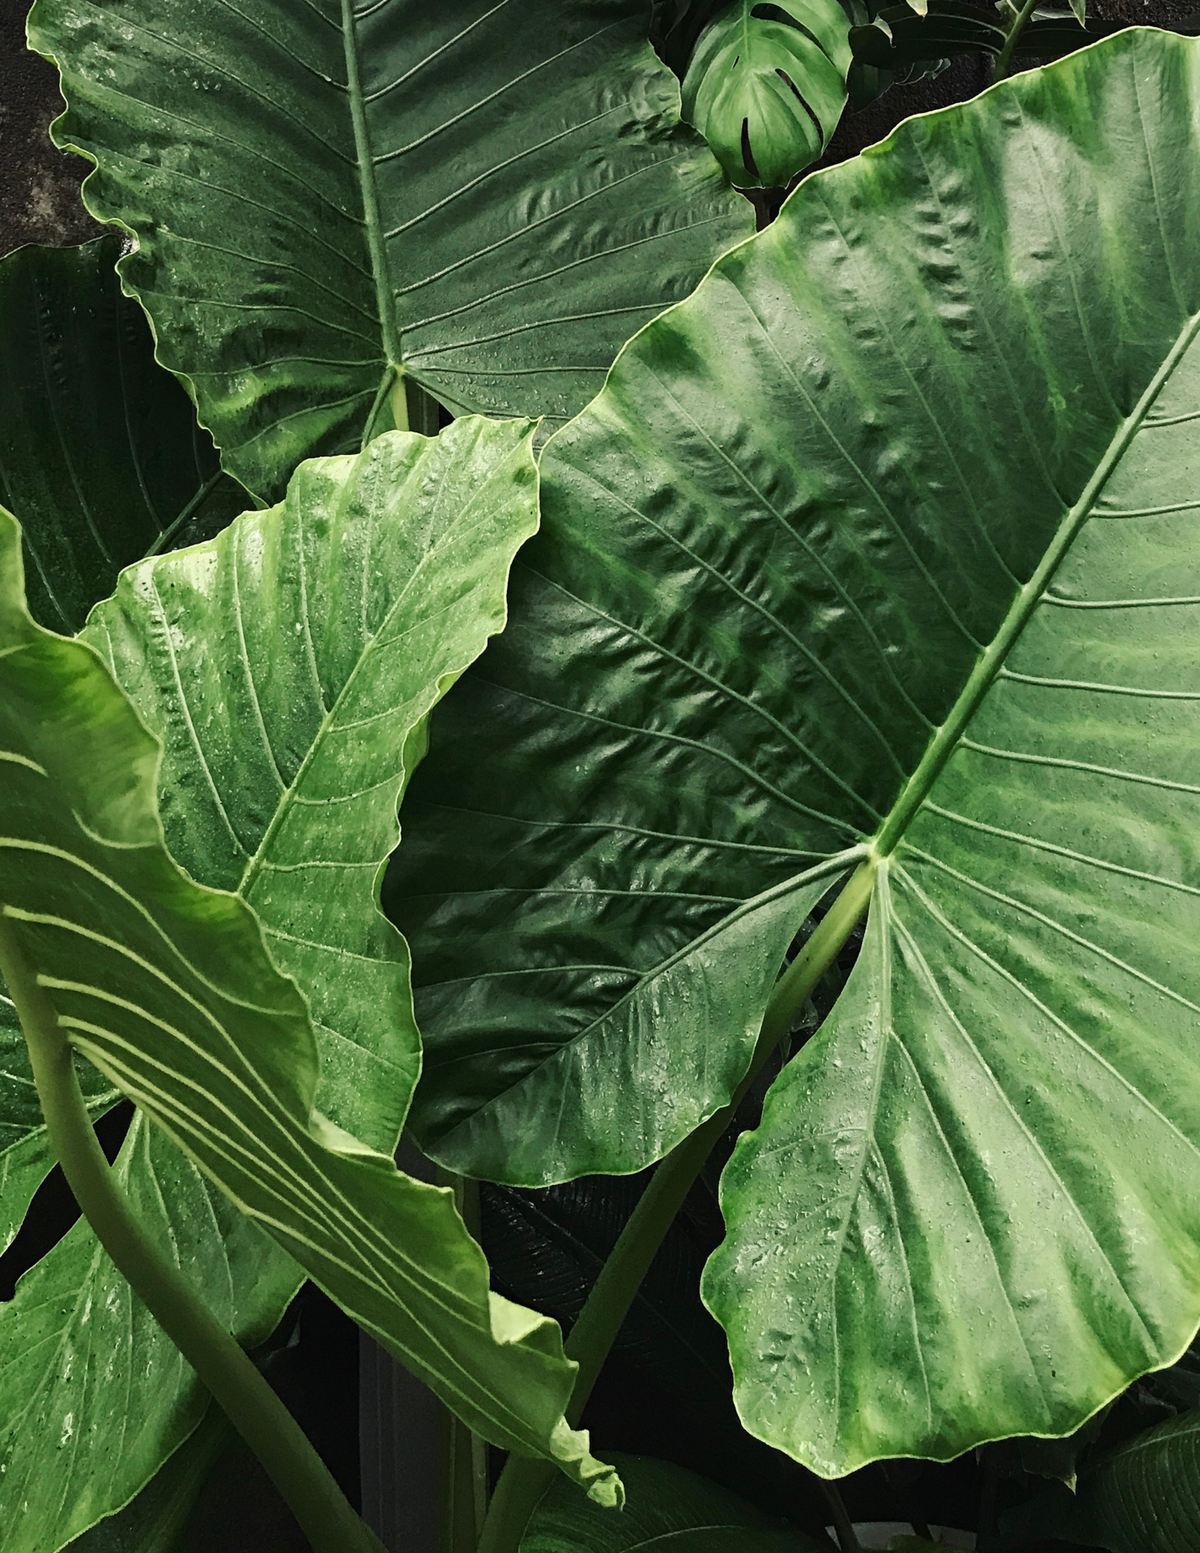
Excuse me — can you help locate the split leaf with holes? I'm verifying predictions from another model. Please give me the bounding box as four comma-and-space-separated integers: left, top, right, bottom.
0, 501, 619, 1522
681, 0, 853, 187
28, 0, 751, 502
391, 28, 1200, 1472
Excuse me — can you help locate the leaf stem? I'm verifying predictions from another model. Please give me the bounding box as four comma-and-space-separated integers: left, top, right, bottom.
994, 0, 1039, 79
476, 853, 877, 1553
0, 917, 385, 1553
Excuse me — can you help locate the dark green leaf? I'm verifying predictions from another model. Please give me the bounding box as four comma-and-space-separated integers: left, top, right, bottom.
521, 1453, 825, 1552
1055, 1408, 1200, 1553
393, 28, 1200, 1471
0, 237, 247, 634
28, 0, 751, 502
682, 1, 852, 187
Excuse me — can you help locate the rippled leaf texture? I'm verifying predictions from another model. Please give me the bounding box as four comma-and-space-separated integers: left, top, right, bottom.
0, 505, 618, 1513
27, 0, 751, 503
0, 237, 247, 635
0, 1117, 296, 1553
521, 1453, 824, 1552
393, 28, 1200, 1469
85, 418, 538, 1154
682, 0, 852, 187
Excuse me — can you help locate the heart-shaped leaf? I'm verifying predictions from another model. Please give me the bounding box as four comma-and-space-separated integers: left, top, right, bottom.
27, 0, 751, 502
682, 0, 853, 187
391, 28, 1200, 1471
0, 237, 247, 635
0, 503, 618, 1512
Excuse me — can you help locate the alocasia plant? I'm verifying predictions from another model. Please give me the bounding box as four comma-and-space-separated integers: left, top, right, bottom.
27, 0, 752, 501
389, 22, 1200, 1483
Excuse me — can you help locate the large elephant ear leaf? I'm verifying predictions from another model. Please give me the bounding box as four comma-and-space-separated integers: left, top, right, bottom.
682, 0, 852, 187
0, 503, 617, 1507
392, 27, 1200, 1470
26, 0, 752, 503
0, 236, 247, 634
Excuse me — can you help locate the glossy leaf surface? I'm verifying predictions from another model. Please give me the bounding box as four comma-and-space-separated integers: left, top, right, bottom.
85, 418, 537, 1154
521, 1453, 823, 1552
0, 1117, 296, 1553
0, 237, 246, 634
28, 0, 750, 501
0, 506, 617, 1510
682, 0, 852, 187
395, 29, 1200, 1470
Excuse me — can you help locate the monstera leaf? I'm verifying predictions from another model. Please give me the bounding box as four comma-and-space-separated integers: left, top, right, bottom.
0, 503, 618, 1516
391, 28, 1200, 1473
0, 237, 247, 635
682, 0, 853, 187
27, 0, 751, 502
521, 1454, 824, 1552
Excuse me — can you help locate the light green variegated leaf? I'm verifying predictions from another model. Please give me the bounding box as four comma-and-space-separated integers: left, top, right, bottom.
27, 0, 751, 502
521, 1453, 825, 1552
84, 417, 538, 1154
0, 1115, 298, 1553
681, 0, 852, 187
0, 237, 247, 635
0, 505, 617, 1508
392, 29, 1200, 1472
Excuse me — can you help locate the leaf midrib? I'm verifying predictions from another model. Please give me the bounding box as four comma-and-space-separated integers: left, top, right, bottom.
341, 0, 399, 369
874, 308, 1200, 859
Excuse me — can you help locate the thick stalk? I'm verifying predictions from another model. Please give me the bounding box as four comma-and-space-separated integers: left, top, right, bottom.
476, 856, 878, 1553
0, 920, 385, 1553
993, 0, 1038, 79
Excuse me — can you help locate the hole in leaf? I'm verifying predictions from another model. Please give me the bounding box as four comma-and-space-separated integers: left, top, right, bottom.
740, 116, 761, 179
0, 1099, 134, 1300
776, 67, 826, 146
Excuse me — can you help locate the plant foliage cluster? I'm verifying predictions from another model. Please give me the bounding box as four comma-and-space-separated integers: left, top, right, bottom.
4, 3, 1200, 1552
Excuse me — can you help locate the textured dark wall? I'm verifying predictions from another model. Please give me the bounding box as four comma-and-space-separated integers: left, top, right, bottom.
1, 0, 102, 257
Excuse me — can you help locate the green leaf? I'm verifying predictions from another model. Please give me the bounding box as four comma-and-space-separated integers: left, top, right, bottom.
27, 0, 751, 503
62, 1404, 230, 1553
520, 1453, 825, 1552
0, 1115, 300, 1553
1058, 1408, 1200, 1552
392, 27, 1200, 1471
682, 0, 852, 187
0, 237, 247, 635
0, 502, 618, 1507
85, 416, 538, 1154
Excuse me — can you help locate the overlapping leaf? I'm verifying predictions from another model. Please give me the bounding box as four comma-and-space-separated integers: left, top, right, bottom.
682, 0, 852, 187
392, 28, 1200, 1471
86, 418, 538, 1153
0, 1117, 297, 1553
27, 0, 751, 501
0, 237, 246, 635
0, 504, 618, 1508
521, 1453, 823, 1552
